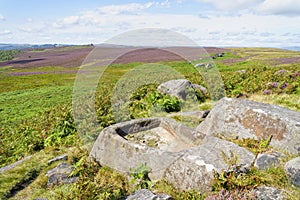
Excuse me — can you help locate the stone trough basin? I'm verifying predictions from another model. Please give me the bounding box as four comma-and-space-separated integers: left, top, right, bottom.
90, 117, 198, 179
90, 117, 255, 191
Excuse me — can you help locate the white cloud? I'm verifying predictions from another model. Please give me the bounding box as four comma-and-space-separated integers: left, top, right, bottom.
27, 18, 33, 22
97, 2, 154, 15
0, 14, 5, 21
19, 27, 33, 33
0, 30, 11, 35
257, 0, 300, 16
196, 0, 263, 11
53, 15, 80, 28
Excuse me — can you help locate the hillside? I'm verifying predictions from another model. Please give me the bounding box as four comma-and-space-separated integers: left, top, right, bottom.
0, 46, 299, 199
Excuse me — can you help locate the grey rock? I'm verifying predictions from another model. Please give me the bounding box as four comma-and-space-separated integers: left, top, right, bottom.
0, 155, 32, 173
46, 162, 78, 186
48, 154, 68, 164
167, 110, 209, 119
253, 186, 285, 200
237, 69, 246, 74
284, 157, 300, 187
194, 63, 205, 68
196, 97, 300, 154
90, 117, 199, 180
164, 136, 254, 192
254, 153, 280, 170
124, 189, 171, 200
217, 53, 225, 57
191, 84, 207, 94
90, 117, 255, 192
157, 79, 192, 100
205, 63, 213, 69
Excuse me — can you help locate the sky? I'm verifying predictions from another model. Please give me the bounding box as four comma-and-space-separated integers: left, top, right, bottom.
0, 0, 299, 47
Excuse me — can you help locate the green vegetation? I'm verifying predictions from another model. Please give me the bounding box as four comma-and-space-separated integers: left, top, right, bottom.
129, 163, 153, 190
210, 135, 300, 199
0, 47, 299, 199
0, 50, 21, 62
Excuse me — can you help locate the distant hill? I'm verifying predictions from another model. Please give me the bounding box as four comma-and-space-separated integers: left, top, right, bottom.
0, 43, 72, 50
281, 46, 300, 51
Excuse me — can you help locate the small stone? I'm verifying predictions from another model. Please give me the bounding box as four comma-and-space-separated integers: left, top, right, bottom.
253, 186, 285, 200
48, 154, 68, 164
284, 157, 300, 187
46, 162, 78, 186
124, 189, 171, 200
254, 153, 280, 170
237, 69, 246, 74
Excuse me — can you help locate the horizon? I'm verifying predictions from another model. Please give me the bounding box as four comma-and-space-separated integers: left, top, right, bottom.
1, 0, 300, 47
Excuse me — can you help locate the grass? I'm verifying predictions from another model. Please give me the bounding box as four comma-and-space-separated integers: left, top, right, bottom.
0, 85, 72, 125
249, 93, 300, 112
0, 148, 66, 199
0, 46, 299, 199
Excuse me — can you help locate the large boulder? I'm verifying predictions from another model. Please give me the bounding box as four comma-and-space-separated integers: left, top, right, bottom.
284, 157, 300, 187
157, 79, 206, 100
163, 136, 254, 192
90, 117, 198, 180
196, 98, 300, 154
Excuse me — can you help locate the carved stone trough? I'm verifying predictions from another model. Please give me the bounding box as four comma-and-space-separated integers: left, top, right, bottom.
90, 117, 198, 179
90, 117, 255, 191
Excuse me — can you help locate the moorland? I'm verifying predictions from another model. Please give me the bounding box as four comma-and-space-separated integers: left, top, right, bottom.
0, 45, 299, 199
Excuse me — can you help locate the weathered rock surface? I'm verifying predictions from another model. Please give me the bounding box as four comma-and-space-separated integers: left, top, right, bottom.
196, 97, 300, 154
164, 136, 254, 191
167, 110, 209, 119
90, 117, 254, 192
48, 154, 68, 164
0, 155, 32, 173
124, 189, 171, 200
46, 162, 78, 186
90, 117, 198, 180
191, 83, 207, 94
253, 186, 286, 200
157, 79, 206, 100
254, 152, 281, 170
284, 157, 300, 187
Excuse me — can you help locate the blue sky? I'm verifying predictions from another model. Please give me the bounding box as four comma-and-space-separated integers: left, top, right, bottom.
0, 0, 299, 47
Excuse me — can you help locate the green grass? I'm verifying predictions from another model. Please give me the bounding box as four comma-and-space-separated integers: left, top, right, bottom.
0, 149, 66, 199
0, 85, 72, 125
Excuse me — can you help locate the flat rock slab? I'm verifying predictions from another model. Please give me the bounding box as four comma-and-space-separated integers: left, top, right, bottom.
46, 162, 78, 186
0, 155, 32, 173
196, 97, 300, 154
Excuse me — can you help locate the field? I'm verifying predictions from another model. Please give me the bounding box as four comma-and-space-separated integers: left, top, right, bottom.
0, 45, 299, 199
